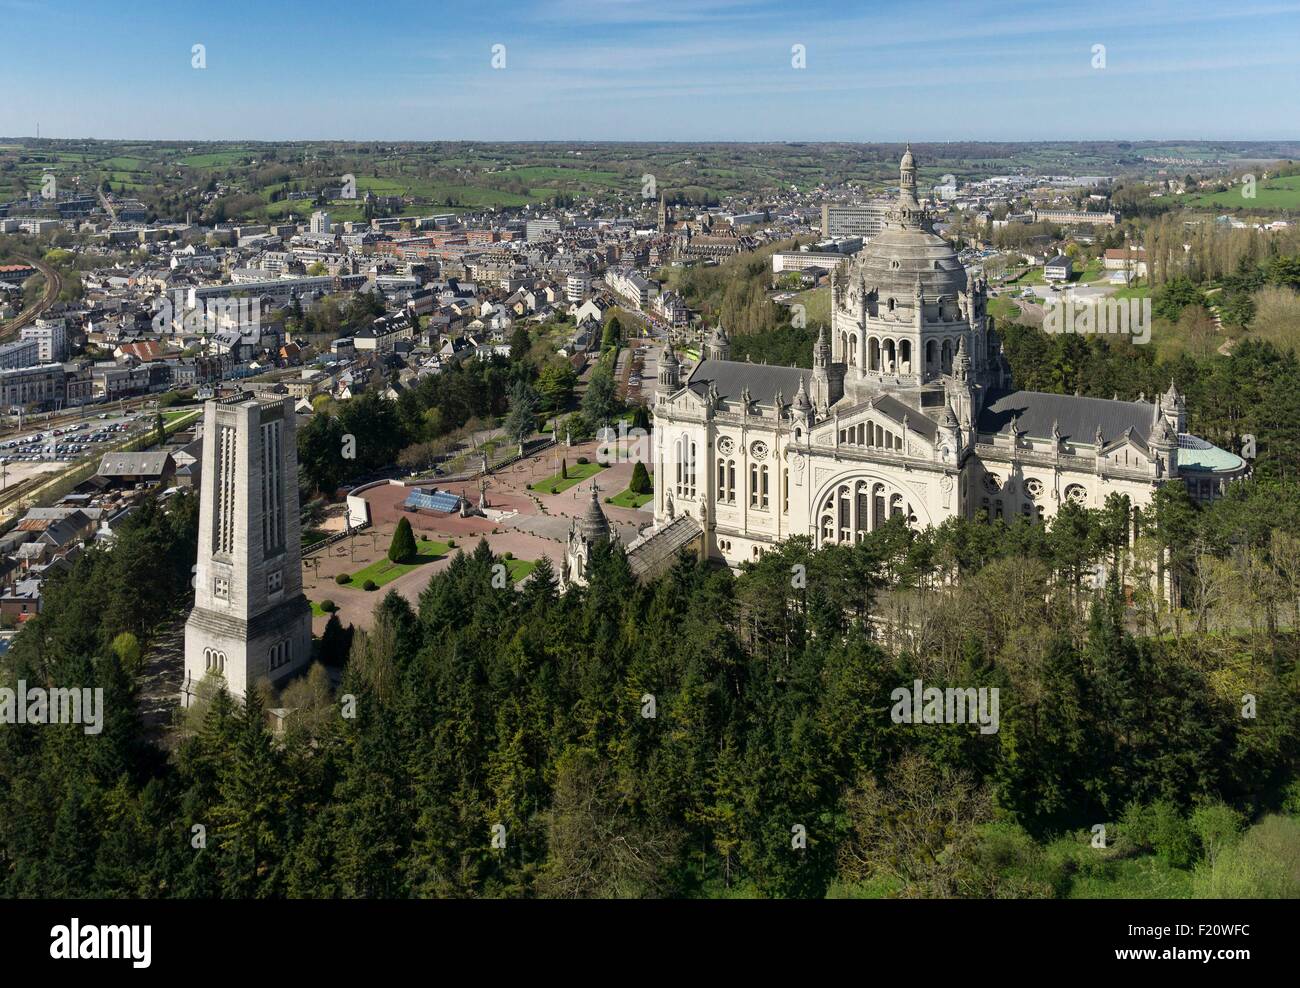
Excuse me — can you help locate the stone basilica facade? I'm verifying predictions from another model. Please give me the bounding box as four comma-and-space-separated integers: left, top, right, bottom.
650, 147, 1246, 569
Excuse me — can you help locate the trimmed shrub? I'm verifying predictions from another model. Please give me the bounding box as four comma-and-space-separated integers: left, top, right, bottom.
629, 460, 652, 494
335, 573, 352, 585
576, 456, 589, 465
388, 516, 417, 564
362, 579, 378, 592
319, 599, 337, 613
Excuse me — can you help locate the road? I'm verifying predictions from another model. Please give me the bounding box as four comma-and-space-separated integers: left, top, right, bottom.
3, 255, 63, 338
96, 186, 118, 224
617, 306, 666, 340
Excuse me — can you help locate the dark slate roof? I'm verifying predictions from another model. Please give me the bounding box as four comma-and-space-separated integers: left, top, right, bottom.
686, 358, 806, 407
977, 389, 1155, 443
872, 393, 938, 440
579, 486, 611, 543
97, 451, 174, 477
626, 515, 703, 578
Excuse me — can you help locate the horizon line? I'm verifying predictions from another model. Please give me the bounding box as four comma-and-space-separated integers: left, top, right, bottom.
5, 135, 1300, 146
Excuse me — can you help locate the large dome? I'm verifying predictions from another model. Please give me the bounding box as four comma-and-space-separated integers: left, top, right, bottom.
853, 224, 967, 300
847, 145, 967, 300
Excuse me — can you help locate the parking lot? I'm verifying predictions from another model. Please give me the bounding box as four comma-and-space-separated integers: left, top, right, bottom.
0, 413, 146, 467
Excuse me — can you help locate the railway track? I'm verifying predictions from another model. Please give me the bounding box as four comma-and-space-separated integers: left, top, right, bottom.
2, 255, 63, 338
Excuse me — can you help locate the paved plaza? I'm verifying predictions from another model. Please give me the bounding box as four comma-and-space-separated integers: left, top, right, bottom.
306, 438, 653, 632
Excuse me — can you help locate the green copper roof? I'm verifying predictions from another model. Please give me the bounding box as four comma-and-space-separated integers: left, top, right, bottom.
1178, 434, 1246, 474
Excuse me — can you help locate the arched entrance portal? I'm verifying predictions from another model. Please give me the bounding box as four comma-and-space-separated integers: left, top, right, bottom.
814, 475, 929, 547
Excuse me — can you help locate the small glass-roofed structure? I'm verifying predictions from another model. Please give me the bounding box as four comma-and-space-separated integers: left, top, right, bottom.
404, 488, 464, 514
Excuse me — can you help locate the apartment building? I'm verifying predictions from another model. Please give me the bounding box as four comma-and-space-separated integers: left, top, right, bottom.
606, 268, 658, 309
22, 317, 68, 363
0, 338, 40, 371
821, 201, 891, 239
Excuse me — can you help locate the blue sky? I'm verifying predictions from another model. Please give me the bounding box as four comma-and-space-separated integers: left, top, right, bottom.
1, 0, 1298, 141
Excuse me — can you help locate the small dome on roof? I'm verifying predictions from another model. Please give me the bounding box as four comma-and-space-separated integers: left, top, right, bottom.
579, 485, 611, 544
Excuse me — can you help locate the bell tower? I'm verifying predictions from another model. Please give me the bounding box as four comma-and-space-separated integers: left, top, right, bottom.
182, 394, 313, 706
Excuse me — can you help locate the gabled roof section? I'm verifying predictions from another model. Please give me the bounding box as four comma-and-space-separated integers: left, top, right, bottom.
1101, 427, 1150, 456
686, 358, 804, 408
871, 394, 938, 441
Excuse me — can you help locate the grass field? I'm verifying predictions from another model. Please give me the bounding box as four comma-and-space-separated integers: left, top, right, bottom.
177, 150, 259, 168
533, 461, 604, 494
504, 558, 536, 582
609, 484, 653, 509
1007, 266, 1046, 285
498, 165, 623, 188
1111, 282, 1152, 300
789, 286, 832, 327
987, 296, 1021, 324
1189, 174, 1300, 211
1070, 258, 1106, 283
349, 538, 451, 589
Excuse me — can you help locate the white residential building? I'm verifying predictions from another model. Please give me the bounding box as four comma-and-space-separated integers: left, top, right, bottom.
22, 317, 68, 363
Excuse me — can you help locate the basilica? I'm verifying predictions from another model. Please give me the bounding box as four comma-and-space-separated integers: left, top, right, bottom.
647, 147, 1247, 569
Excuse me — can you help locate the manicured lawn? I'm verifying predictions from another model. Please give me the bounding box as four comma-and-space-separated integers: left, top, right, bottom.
609, 485, 653, 509
504, 558, 536, 582
349, 538, 451, 589
532, 461, 604, 494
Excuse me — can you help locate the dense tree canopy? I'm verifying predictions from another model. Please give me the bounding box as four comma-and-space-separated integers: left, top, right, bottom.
2, 478, 1296, 898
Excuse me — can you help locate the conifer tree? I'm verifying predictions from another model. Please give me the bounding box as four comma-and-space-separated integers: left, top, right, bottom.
629, 460, 651, 494
388, 515, 417, 564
